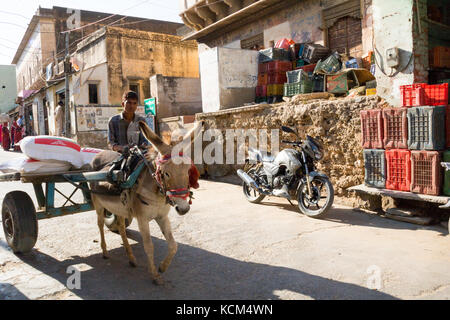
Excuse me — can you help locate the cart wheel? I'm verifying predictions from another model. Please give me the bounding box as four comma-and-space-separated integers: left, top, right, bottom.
2, 191, 38, 254
104, 210, 132, 233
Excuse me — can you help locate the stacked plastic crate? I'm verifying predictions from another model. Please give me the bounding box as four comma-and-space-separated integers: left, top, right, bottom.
284, 69, 313, 97
256, 49, 291, 103
360, 82, 449, 196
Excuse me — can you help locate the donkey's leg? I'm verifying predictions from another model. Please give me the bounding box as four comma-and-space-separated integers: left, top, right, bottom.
136, 215, 163, 285
156, 215, 177, 273
96, 207, 108, 259
117, 216, 137, 267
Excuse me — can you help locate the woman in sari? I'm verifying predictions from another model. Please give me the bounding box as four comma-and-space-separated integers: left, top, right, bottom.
2, 122, 10, 151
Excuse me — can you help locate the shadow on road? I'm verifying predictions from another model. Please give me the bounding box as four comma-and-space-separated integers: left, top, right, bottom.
11, 230, 398, 300
256, 200, 446, 233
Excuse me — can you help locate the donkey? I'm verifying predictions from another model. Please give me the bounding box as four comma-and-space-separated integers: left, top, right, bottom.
90, 120, 202, 285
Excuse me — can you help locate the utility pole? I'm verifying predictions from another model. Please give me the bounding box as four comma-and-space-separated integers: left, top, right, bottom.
64, 32, 71, 138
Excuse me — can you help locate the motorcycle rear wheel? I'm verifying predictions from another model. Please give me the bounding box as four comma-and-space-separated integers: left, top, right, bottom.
297, 176, 334, 218
242, 168, 266, 204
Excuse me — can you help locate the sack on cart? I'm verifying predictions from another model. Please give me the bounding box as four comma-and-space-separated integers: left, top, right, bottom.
0, 157, 72, 173
20, 136, 84, 168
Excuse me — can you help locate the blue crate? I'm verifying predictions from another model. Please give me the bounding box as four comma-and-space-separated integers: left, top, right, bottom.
345, 58, 359, 69
407, 106, 446, 150
363, 149, 386, 188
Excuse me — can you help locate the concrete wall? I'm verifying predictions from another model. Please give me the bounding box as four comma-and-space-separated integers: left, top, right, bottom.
372, 0, 415, 106
106, 27, 199, 106
150, 74, 202, 119
200, 47, 258, 113
0, 65, 17, 114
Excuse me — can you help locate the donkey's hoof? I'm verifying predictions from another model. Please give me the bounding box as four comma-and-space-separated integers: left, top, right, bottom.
129, 260, 137, 268
102, 254, 109, 260
158, 264, 166, 273
152, 276, 164, 286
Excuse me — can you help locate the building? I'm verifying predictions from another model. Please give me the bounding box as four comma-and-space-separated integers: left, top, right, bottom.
11, 6, 202, 147
179, 0, 450, 108
0, 65, 17, 114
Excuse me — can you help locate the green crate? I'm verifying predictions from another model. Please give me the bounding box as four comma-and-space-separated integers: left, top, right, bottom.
255, 97, 268, 103
284, 80, 313, 97
444, 150, 450, 196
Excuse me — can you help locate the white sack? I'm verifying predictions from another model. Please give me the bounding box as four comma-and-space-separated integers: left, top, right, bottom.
80, 147, 104, 166
0, 157, 72, 173
20, 135, 84, 168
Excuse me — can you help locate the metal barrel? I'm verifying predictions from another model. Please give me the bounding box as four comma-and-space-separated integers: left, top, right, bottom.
237, 169, 260, 191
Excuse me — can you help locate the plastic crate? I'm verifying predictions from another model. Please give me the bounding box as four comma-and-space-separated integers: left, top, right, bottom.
424, 83, 449, 106
267, 61, 292, 73
259, 48, 289, 63
400, 84, 426, 107
267, 84, 284, 97
345, 58, 359, 69
255, 85, 267, 97
296, 63, 317, 74
284, 80, 313, 97
447, 105, 450, 149
258, 63, 268, 74
385, 149, 411, 192
258, 73, 268, 85
410, 151, 442, 196
314, 53, 342, 74
363, 149, 386, 188
382, 108, 408, 149
286, 69, 309, 84
360, 110, 384, 149
296, 59, 306, 68
267, 72, 287, 84
302, 44, 330, 64
407, 106, 446, 150
444, 150, 450, 196
255, 97, 268, 104
366, 88, 377, 96
298, 44, 305, 58
312, 74, 324, 92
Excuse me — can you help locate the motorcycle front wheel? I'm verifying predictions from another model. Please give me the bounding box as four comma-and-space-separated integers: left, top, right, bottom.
242, 168, 266, 204
297, 176, 334, 218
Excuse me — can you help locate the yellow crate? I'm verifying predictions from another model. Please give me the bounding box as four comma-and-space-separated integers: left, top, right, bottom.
366, 88, 377, 96
267, 84, 284, 96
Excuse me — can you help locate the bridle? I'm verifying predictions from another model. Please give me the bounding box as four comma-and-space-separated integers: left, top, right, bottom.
136, 148, 194, 206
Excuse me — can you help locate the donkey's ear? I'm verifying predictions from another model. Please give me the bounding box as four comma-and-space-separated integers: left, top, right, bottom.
182, 120, 204, 143
139, 121, 171, 155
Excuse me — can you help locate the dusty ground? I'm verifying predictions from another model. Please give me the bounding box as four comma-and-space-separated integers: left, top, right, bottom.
0, 150, 449, 300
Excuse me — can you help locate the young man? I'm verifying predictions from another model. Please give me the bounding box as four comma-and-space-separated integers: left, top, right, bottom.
107, 91, 149, 153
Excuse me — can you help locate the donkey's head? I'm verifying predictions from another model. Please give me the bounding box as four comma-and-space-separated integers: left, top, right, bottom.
139, 121, 201, 215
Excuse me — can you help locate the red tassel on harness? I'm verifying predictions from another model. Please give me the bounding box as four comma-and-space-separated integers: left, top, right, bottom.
189, 164, 200, 189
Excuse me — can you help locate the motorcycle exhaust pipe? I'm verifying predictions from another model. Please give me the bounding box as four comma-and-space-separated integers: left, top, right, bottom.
237, 169, 261, 191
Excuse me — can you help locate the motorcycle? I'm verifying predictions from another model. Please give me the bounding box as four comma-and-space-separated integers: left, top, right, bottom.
237, 126, 334, 218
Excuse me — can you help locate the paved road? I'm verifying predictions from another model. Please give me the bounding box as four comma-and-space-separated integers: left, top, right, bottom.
0, 150, 449, 300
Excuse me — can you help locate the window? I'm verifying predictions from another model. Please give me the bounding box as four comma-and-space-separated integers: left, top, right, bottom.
129, 83, 140, 102
241, 33, 264, 50
88, 83, 99, 104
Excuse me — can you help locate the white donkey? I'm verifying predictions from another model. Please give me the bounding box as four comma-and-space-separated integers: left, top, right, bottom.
90, 120, 202, 285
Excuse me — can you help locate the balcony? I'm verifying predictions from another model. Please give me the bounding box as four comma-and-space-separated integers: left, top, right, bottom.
180, 0, 297, 42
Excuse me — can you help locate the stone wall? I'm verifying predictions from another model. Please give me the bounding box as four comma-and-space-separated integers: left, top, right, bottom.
196, 95, 384, 196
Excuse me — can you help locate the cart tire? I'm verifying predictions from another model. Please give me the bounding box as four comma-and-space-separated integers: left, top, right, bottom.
2, 191, 38, 254
104, 210, 132, 233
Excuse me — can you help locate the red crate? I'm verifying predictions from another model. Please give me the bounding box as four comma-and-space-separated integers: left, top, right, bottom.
296, 63, 317, 74
382, 108, 408, 149
266, 61, 292, 73
258, 63, 268, 74
410, 151, 442, 196
424, 83, 449, 106
267, 72, 287, 84
255, 85, 267, 97
386, 149, 411, 192
447, 105, 450, 148
360, 109, 383, 149
400, 84, 426, 107
258, 73, 268, 85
